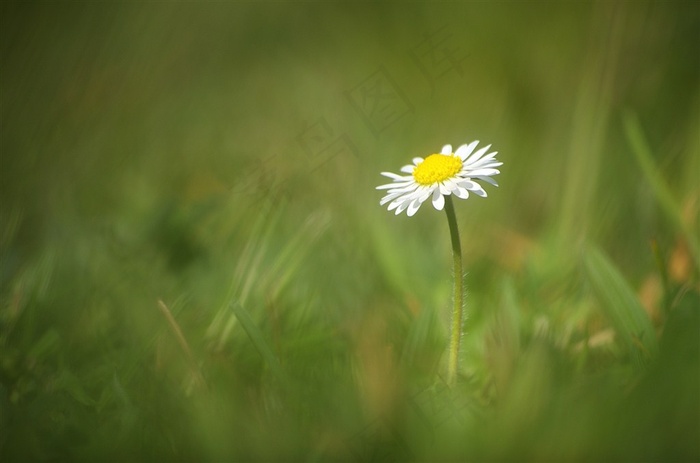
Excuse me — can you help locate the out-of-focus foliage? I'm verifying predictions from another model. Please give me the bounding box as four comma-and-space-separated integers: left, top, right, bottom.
1, 2, 698, 461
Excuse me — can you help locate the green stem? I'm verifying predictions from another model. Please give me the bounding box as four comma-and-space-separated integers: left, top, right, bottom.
444, 195, 464, 385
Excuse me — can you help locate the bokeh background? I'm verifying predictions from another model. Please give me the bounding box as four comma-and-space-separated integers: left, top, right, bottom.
1, 2, 699, 461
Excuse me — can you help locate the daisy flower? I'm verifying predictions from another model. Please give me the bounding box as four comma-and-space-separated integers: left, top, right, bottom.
377, 141, 502, 216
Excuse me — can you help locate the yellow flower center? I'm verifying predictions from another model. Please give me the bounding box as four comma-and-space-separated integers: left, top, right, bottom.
412, 154, 462, 186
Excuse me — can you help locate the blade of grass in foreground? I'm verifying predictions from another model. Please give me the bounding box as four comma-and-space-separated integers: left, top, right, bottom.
400, 302, 437, 370
623, 111, 700, 271
583, 244, 658, 366
230, 300, 291, 388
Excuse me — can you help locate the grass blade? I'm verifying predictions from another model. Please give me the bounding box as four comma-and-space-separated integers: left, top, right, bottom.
583, 244, 658, 365
400, 304, 436, 369
230, 300, 290, 387
623, 111, 700, 271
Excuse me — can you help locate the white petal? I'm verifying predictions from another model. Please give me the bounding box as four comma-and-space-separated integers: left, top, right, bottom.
402, 187, 427, 204
400, 165, 415, 173
466, 182, 487, 197
453, 187, 469, 199
380, 190, 408, 206
443, 178, 459, 192
388, 193, 414, 210
474, 176, 498, 187
464, 144, 491, 164
466, 152, 499, 167
468, 159, 502, 170
381, 172, 412, 180
412, 157, 424, 165
384, 183, 420, 194
432, 189, 445, 210
457, 179, 479, 190
440, 144, 453, 154
376, 181, 413, 190
439, 183, 451, 195
417, 188, 431, 203
407, 197, 423, 216
395, 198, 412, 215
456, 141, 479, 160
467, 168, 500, 177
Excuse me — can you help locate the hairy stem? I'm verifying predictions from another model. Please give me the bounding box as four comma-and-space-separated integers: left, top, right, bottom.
444, 195, 464, 385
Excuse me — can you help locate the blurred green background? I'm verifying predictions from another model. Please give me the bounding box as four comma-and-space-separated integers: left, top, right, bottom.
1, 2, 699, 461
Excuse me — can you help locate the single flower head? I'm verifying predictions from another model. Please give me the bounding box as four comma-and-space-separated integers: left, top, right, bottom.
377, 141, 502, 216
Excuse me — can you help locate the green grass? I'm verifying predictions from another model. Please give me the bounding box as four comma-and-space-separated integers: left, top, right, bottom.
1, 2, 699, 462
